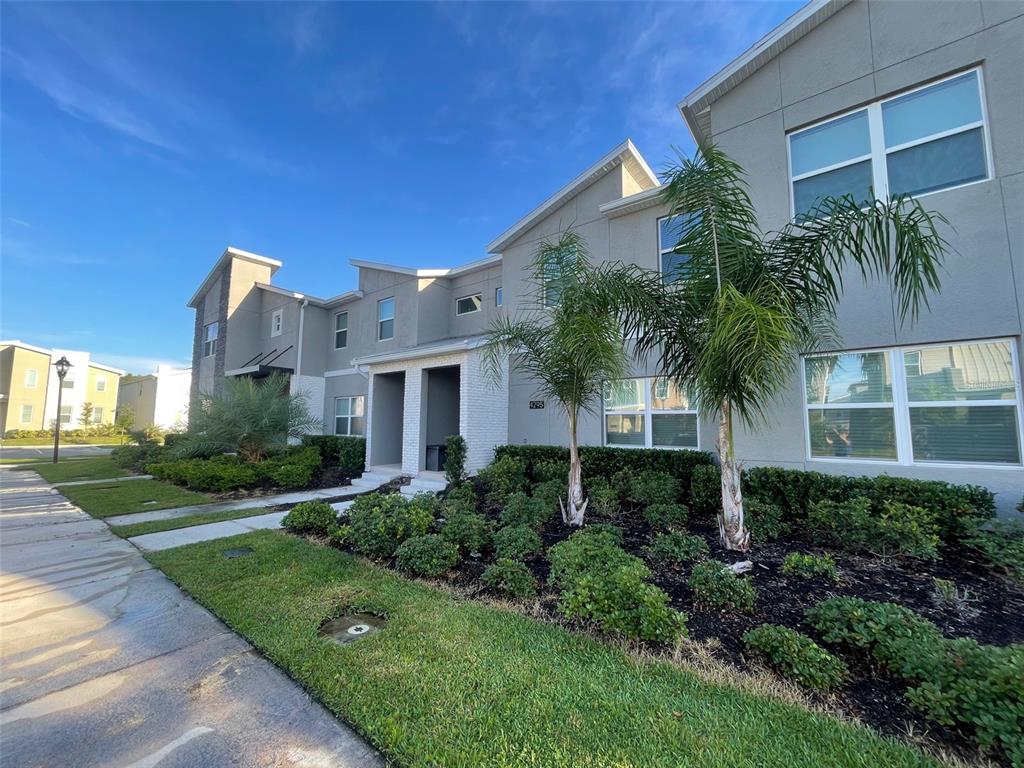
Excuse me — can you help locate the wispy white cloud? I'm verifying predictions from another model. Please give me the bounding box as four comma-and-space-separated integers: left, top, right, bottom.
0, 233, 109, 266
7, 217, 31, 228
90, 352, 191, 375
288, 3, 328, 56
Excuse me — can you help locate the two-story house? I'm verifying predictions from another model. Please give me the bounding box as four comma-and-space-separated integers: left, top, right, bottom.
187, 0, 1022, 511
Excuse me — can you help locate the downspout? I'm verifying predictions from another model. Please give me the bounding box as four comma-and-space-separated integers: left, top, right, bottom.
295, 299, 308, 377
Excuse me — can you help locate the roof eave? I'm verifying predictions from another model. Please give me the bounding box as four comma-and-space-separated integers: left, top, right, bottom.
187, 247, 282, 308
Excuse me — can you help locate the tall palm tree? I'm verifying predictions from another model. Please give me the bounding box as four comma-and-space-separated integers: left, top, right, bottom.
630, 145, 948, 550
482, 229, 662, 526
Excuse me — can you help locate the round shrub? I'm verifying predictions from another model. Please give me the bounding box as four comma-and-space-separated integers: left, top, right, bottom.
688, 560, 756, 612
742, 624, 847, 691
268, 462, 316, 489
626, 471, 680, 506
348, 493, 434, 559
558, 561, 688, 644
395, 534, 459, 578
532, 460, 567, 484
500, 492, 549, 530
781, 552, 838, 581
493, 524, 542, 561
746, 499, 789, 541
281, 500, 337, 535
547, 525, 637, 589
441, 511, 492, 554
478, 455, 529, 503
481, 558, 538, 598
648, 532, 708, 564
642, 503, 689, 528
329, 524, 351, 547
965, 520, 1023, 584
586, 478, 621, 517
444, 481, 478, 509
531, 479, 564, 513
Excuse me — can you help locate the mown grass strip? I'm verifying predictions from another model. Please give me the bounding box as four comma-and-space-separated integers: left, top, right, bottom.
112, 507, 273, 538
29, 457, 129, 484
59, 479, 210, 518
149, 530, 940, 768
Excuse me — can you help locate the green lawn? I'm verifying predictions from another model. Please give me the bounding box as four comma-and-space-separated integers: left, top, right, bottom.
60, 479, 210, 518
149, 531, 940, 768
111, 507, 270, 538
1, 435, 127, 446
29, 457, 129, 484
1, 456, 99, 466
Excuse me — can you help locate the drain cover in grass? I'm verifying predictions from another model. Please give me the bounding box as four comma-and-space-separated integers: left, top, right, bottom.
319, 613, 386, 645
222, 547, 254, 559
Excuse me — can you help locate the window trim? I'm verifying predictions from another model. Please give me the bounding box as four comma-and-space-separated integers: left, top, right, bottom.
96, 375, 107, 392
202, 322, 218, 358
801, 337, 1024, 470
657, 214, 690, 282
20, 404, 33, 423
495, 287, 503, 307
455, 293, 483, 316
787, 67, 993, 219
92, 406, 104, 423
59, 404, 73, 425
603, 376, 700, 451
333, 395, 365, 436
271, 309, 283, 338
24, 369, 38, 389
334, 311, 349, 350
377, 297, 395, 342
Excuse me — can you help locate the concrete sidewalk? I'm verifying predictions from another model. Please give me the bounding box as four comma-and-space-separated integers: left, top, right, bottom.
0, 469, 382, 767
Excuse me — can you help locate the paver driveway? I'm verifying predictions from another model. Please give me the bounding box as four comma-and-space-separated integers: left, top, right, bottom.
0, 469, 383, 768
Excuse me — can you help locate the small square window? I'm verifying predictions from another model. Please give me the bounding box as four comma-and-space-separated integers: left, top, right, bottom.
456, 294, 482, 315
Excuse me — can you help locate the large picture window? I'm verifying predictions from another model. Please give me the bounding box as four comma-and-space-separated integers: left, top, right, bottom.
603, 376, 698, 450
804, 339, 1022, 467
334, 396, 365, 436
788, 68, 989, 217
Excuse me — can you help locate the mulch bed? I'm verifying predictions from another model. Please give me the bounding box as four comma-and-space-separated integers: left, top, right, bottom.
426, 482, 1024, 765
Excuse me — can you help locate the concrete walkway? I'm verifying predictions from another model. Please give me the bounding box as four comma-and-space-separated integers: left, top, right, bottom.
0, 469, 382, 767
128, 501, 353, 552
0, 444, 115, 460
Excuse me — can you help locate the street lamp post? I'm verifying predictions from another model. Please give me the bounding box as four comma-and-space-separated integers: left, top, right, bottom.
52, 356, 72, 464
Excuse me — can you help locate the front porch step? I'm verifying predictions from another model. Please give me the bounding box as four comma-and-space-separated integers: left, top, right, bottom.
400, 474, 449, 499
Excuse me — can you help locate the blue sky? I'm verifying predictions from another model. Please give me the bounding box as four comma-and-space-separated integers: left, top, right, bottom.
1, 0, 800, 373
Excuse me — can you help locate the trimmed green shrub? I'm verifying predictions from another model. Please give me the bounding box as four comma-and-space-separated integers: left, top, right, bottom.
746, 499, 789, 541
742, 624, 847, 691
281, 500, 337, 535
500, 492, 550, 530
586, 478, 620, 517
478, 455, 529, 503
807, 498, 875, 551
444, 482, 477, 509
875, 500, 940, 559
493, 524, 542, 560
395, 534, 459, 578
337, 437, 366, 479
625, 471, 680, 506
808, 498, 940, 559
112, 443, 170, 472
689, 464, 721, 518
268, 461, 316, 489
300, 435, 343, 465
781, 552, 838, 581
647, 532, 708, 564
481, 558, 538, 598
444, 435, 467, 486
329, 525, 351, 547
532, 460, 568, 484
642, 503, 689, 528
531, 479, 563, 513
492, 445, 714, 500
161, 432, 186, 448
965, 520, 1024, 584
558, 559, 687, 644
441, 511, 492, 554
688, 560, 756, 612
547, 526, 638, 589
149, 455, 261, 492
348, 493, 434, 559
805, 597, 1023, 763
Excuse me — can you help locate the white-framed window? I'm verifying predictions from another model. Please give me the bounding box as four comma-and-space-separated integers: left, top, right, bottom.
495, 287, 503, 307
20, 404, 33, 423
24, 369, 38, 389
271, 309, 283, 337
59, 405, 73, 425
334, 396, 365, 436
788, 68, 990, 218
378, 298, 395, 341
203, 322, 218, 357
658, 213, 699, 283
61, 375, 74, 390
803, 338, 1023, 467
541, 246, 576, 308
92, 406, 104, 423
603, 376, 699, 450
334, 312, 348, 349
456, 293, 482, 316
96, 375, 107, 392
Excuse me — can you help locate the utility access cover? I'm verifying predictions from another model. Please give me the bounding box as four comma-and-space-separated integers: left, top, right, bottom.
319, 613, 387, 646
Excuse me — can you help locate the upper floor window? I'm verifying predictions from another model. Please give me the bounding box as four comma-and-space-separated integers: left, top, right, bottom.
658, 213, 699, 283
203, 322, 218, 357
334, 312, 348, 349
96, 375, 107, 392
271, 309, 283, 337
24, 369, 37, 388
378, 298, 395, 341
61, 375, 74, 390
334, 396, 365, 436
495, 287, 503, 307
788, 68, 989, 218
20, 404, 33, 423
456, 293, 482, 316
803, 338, 1021, 467
541, 246, 576, 308
603, 376, 698, 450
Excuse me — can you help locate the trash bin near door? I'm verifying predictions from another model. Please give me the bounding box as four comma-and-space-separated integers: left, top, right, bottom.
425, 444, 448, 472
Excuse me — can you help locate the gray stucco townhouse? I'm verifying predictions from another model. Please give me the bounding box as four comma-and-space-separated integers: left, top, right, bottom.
188, 0, 1024, 512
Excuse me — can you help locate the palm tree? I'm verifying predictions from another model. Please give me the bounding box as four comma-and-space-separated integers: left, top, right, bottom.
177, 372, 321, 462
482, 229, 662, 526
630, 145, 948, 550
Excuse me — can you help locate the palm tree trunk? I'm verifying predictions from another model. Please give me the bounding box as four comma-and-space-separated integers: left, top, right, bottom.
563, 411, 588, 526
717, 399, 749, 551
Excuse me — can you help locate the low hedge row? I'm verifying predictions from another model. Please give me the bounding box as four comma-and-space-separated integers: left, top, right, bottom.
148, 446, 322, 492
300, 435, 365, 479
